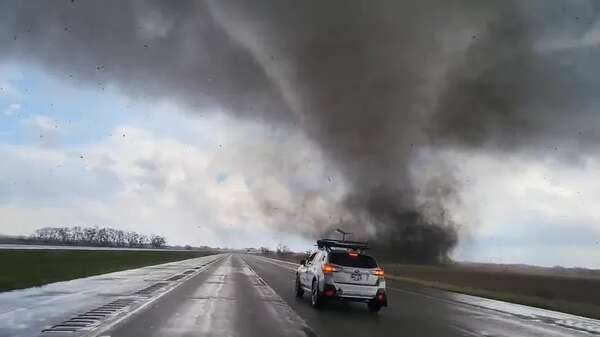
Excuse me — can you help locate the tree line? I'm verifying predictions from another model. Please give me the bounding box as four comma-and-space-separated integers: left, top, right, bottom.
258, 244, 291, 256
30, 226, 167, 248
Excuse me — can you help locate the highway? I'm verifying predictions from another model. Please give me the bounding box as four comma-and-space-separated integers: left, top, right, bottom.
44, 254, 598, 337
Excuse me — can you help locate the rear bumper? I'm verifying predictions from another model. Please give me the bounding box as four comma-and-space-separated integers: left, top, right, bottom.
321, 280, 387, 306
336, 283, 380, 297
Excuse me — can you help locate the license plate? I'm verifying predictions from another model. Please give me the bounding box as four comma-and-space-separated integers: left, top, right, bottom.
351, 272, 362, 281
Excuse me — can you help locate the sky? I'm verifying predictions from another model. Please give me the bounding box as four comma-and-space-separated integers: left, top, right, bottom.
1, 1, 600, 268
0, 62, 316, 250
2, 60, 600, 268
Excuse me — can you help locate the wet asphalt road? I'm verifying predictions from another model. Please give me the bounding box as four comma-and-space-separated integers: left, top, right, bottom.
103, 254, 313, 337
0, 254, 222, 337
100, 254, 596, 337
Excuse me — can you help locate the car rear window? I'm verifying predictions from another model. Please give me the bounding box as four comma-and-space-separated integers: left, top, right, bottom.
328, 252, 377, 268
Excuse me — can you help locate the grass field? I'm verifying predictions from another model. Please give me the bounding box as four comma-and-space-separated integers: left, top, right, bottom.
0, 249, 214, 292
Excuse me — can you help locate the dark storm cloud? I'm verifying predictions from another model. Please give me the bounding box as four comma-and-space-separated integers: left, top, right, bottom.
2, 0, 599, 262
0, 0, 290, 123
430, 1, 600, 153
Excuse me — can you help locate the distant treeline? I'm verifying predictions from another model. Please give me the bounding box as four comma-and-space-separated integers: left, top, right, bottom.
22, 226, 167, 248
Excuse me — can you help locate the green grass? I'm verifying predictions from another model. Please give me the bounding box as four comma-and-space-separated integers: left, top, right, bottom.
0, 249, 215, 292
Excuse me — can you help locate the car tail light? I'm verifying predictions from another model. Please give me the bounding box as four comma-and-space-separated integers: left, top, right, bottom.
376, 290, 387, 306
371, 268, 384, 277
348, 252, 359, 257
322, 263, 340, 274
323, 289, 336, 297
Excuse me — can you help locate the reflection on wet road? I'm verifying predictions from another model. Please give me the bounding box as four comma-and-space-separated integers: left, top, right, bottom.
2, 253, 600, 337
104, 254, 315, 337
244, 255, 600, 337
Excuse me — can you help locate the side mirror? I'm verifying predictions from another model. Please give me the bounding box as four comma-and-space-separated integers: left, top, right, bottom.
300, 259, 306, 266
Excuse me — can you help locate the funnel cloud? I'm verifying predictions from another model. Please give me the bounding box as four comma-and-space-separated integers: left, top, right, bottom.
2, 1, 599, 262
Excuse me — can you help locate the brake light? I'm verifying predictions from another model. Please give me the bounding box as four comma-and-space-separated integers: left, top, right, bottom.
322, 263, 340, 274
376, 290, 387, 306
348, 252, 359, 257
324, 289, 336, 297
372, 268, 384, 277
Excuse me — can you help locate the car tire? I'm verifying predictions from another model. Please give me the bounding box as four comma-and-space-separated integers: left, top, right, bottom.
295, 276, 304, 298
311, 279, 321, 308
367, 300, 381, 313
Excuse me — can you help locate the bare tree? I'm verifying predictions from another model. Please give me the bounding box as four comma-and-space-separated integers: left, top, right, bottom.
276, 244, 290, 256
125, 231, 138, 247
151, 235, 166, 248
138, 234, 149, 247
83, 227, 98, 245
71, 226, 85, 244
114, 229, 126, 247
28, 225, 167, 248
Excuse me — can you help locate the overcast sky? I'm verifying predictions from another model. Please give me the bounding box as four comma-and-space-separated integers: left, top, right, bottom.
1, 1, 600, 268
1, 61, 599, 268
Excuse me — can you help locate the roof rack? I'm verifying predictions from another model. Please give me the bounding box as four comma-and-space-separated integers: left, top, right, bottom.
316, 239, 369, 251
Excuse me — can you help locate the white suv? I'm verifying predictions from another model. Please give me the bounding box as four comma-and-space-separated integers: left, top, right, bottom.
295, 239, 387, 312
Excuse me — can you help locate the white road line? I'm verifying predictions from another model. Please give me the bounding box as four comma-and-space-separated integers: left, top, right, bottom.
259, 257, 301, 267
172, 254, 235, 336
390, 287, 599, 336
249, 255, 299, 271
241, 257, 320, 337
449, 324, 482, 337
82, 255, 226, 337
388, 286, 459, 304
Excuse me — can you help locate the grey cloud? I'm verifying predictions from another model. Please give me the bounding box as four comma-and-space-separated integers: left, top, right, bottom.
430, 1, 600, 153
1, 1, 290, 123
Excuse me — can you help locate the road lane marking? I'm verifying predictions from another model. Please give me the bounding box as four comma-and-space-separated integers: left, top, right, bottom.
391, 287, 600, 336
79, 255, 226, 337
388, 286, 458, 304
2, 255, 219, 321
249, 255, 299, 272
165, 254, 236, 337
449, 324, 482, 337
241, 256, 320, 337
255, 256, 302, 267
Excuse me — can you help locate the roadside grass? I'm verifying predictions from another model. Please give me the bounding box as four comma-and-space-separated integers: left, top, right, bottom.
384, 264, 600, 320
0, 249, 215, 292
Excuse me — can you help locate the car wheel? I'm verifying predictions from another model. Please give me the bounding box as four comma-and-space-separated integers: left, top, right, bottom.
295, 276, 304, 298
311, 279, 321, 308
367, 300, 381, 313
